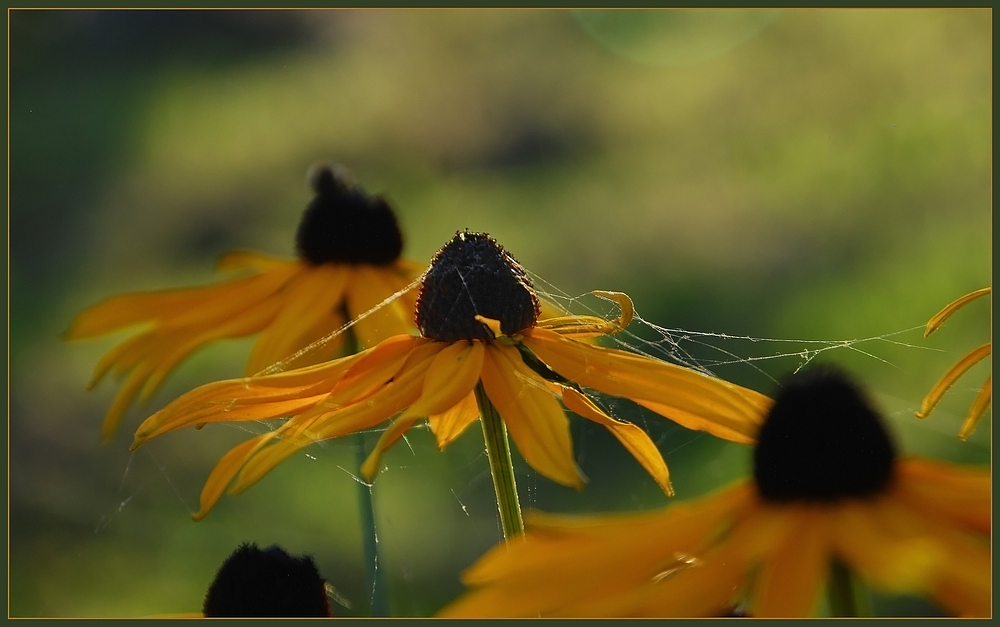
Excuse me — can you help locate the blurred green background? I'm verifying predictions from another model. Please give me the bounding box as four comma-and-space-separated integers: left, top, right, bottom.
9, 9, 991, 618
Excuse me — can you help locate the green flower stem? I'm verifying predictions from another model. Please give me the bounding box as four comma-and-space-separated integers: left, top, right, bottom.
474, 381, 525, 540
828, 560, 866, 617
354, 432, 389, 616
344, 325, 389, 616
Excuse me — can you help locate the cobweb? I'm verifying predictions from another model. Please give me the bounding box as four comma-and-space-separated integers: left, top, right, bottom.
94, 267, 965, 617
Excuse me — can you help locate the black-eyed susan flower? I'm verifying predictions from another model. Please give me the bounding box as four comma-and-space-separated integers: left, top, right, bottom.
65, 164, 424, 440
915, 287, 991, 439
129, 231, 772, 521
440, 365, 991, 618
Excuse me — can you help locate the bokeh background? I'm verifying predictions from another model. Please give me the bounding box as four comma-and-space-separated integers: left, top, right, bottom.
9, 9, 991, 618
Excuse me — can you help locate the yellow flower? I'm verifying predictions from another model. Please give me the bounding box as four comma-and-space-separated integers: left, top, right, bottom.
130, 231, 772, 520
915, 287, 991, 439
65, 164, 424, 440
441, 366, 991, 618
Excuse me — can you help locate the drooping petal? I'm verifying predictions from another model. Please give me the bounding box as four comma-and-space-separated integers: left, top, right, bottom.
560, 386, 673, 495
427, 391, 480, 449
405, 341, 484, 419
346, 265, 420, 349
227, 349, 434, 496
891, 458, 991, 535
193, 433, 278, 520
523, 327, 770, 444
359, 415, 420, 481
139, 303, 285, 401
915, 343, 991, 420
480, 343, 584, 489
751, 507, 830, 617
831, 497, 948, 593
214, 250, 290, 273
246, 263, 349, 374
444, 482, 753, 618
359, 341, 485, 480
65, 261, 301, 340
131, 336, 421, 448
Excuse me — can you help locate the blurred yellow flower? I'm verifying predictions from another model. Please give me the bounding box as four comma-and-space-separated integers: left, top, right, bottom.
915, 287, 991, 439
130, 231, 772, 520
65, 165, 423, 440
441, 366, 990, 618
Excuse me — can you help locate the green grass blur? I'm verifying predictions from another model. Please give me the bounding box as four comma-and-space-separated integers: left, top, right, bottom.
9, 9, 991, 618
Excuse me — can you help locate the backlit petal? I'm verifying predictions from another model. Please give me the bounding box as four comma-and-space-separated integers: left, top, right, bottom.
523, 327, 770, 443
560, 386, 673, 495
427, 391, 480, 449
360, 415, 420, 481
958, 375, 991, 440
915, 343, 991, 420
923, 287, 991, 337
752, 507, 830, 617
346, 265, 420, 349
228, 352, 432, 494
480, 343, 584, 489
404, 341, 484, 419
445, 483, 753, 617
246, 263, 348, 374
891, 458, 991, 535
831, 497, 947, 592
193, 433, 277, 521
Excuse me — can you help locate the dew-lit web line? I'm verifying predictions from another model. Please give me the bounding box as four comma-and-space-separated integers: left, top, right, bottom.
525, 269, 938, 384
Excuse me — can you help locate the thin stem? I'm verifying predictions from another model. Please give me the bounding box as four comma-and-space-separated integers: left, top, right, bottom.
354, 433, 389, 616
343, 324, 389, 616
474, 381, 524, 540
827, 560, 865, 617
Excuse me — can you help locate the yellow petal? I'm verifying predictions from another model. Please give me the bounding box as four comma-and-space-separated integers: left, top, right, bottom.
523, 328, 770, 444
831, 498, 946, 593
404, 341, 484, 418
246, 263, 349, 374
131, 337, 421, 448
560, 386, 673, 495
230, 351, 433, 493
892, 458, 991, 535
69, 261, 301, 341
923, 287, 991, 337
139, 300, 286, 401
534, 290, 633, 338
480, 343, 585, 489
915, 343, 991, 420
752, 507, 830, 617
215, 249, 290, 273
359, 415, 420, 481
346, 266, 420, 349
427, 391, 480, 449
927, 532, 992, 617
192, 433, 277, 521
958, 375, 991, 440
445, 483, 754, 617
